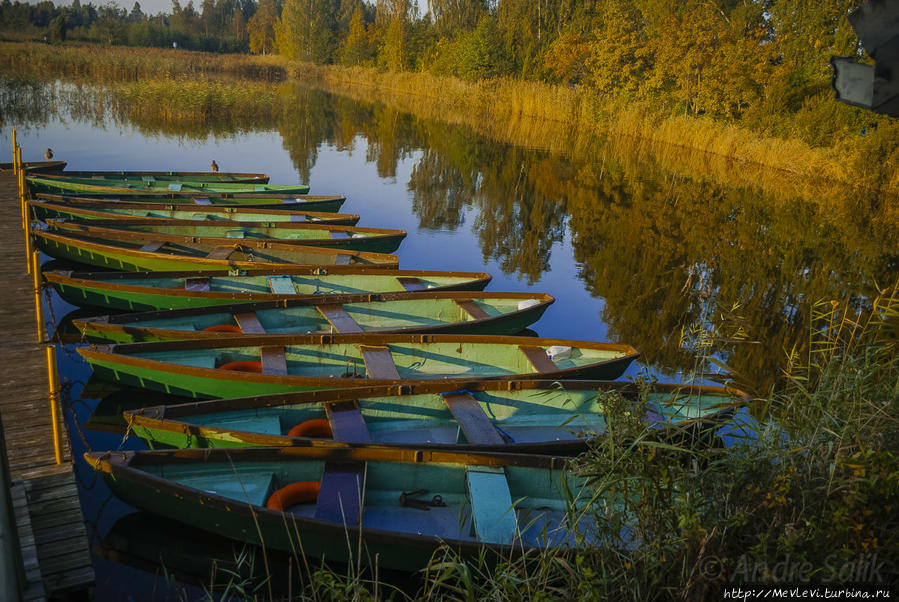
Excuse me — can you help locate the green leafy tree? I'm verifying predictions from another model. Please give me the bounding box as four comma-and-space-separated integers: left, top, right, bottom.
277, 0, 338, 63
247, 0, 279, 53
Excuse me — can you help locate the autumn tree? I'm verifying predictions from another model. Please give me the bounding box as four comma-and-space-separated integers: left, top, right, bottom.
248, 0, 279, 53
277, 0, 338, 63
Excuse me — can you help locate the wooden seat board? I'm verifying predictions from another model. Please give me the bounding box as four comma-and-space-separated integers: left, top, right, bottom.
267, 276, 297, 295
359, 345, 400, 379
455, 300, 490, 320
314, 462, 364, 525
234, 312, 266, 334
325, 400, 371, 443
397, 277, 426, 291
466, 466, 516, 545
138, 241, 165, 253
519, 346, 558, 374
260, 346, 288, 375
184, 277, 211, 292
317, 304, 363, 333
441, 393, 505, 445
205, 246, 235, 260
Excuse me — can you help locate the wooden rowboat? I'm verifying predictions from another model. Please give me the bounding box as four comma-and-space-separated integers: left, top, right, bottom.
77, 333, 640, 398
0, 160, 67, 173
125, 379, 747, 454
35, 192, 347, 211
43, 268, 493, 311
51, 170, 269, 183
73, 291, 554, 342
28, 198, 360, 226
27, 175, 310, 195
84, 446, 591, 571
31, 227, 398, 272
44, 218, 407, 254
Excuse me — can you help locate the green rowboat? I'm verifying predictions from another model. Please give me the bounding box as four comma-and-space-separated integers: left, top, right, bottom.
28, 198, 360, 226
36, 192, 346, 211
78, 333, 640, 398
44, 218, 407, 254
52, 170, 269, 183
32, 228, 398, 272
125, 379, 747, 454
73, 291, 554, 342
43, 268, 493, 311
84, 446, 591, 571
0, 160, 67, 173
27, 175, 309, 195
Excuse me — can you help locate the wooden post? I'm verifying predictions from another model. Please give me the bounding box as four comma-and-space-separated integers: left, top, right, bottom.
32, 250, 44, 343
45, 345, 63, 465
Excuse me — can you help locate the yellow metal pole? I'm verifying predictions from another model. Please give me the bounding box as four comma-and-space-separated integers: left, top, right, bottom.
24, 210, 32, 275
32, 249, 44, 343
17, 147, 26, 231
11, 129, 16, 176
45, 345, 63, 465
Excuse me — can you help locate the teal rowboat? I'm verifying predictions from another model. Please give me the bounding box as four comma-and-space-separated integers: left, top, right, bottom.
73, 291, 554, 342
27, 175, 309, 195
84, 446, 592, 571
44, 218, 407, 254
35, 192, 346, 211
28, 198, 360, 226
51, 170, 269, 183
43, 268, 493, 311
77, 333, 640, 398
0, 160, 66, 173
125, 379, 747, 454
32, 228, 398, 271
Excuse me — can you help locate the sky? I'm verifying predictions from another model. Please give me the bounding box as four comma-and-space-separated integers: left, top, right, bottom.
34, 0, 179, 17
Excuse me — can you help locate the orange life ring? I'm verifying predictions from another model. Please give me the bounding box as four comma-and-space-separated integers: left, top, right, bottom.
266, 481, 321, 511
217, 360, 262, 372
287, 419, 333, 439
202, 324, 243, 333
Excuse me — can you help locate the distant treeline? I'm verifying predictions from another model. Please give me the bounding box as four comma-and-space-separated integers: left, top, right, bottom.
2, 0, 888, 148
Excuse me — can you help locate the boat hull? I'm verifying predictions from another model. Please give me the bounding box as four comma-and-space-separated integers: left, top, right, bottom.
34, 193, 346, 211
44, 268, 493, 311
78, 334, 640, 399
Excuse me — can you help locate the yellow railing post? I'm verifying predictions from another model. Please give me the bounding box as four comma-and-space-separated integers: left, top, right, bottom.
24, 210, 32, 275
45, 345, 63, 465
32, 249, 44, 343
10, 129, 16, 176
17, 147, 26, 231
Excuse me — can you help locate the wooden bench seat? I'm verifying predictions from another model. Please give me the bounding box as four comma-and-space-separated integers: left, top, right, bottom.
234, 312, 266, 334
260, 346, 287, 375
441, 392, 504, 445
205, 246, 235, 260
267, 276, 297, 295
397, 277, 426, 291
359, 345, 400, 379
316, 304, 363, 333
325, 400, 371, 443
455, 299, 490, 320
466, 466, 516, 545
313, 462, 364, 525
138, 241, 165, 253
184, 277, 211, 292
519, 346, 558, 374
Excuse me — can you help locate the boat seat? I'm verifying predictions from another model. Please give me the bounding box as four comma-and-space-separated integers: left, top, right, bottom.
138, 241, 166, 253
168, 183, 183, 192
466, 466, 516, 545
267, 276, 297, 295
235, 312, 266, 334
441, 392, 505, 445
314, 462, 364, 525
184, 277, 211, 292
325, 400, 371, 443
192, 197, 211, 205
397, 277, 426, 291
335, 253, 352, 265
260, 346, 288, 375
316, 305, 363, 333
519, 346, 558, 374
359, 345, 400, 380
206, 246, 236, 261
455, 300, 490, 320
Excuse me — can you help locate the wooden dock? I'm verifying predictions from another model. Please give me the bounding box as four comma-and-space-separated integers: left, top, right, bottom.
0, 167, 94, 600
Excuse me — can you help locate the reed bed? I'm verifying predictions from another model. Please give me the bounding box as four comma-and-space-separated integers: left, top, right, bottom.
0, 41, 287, 82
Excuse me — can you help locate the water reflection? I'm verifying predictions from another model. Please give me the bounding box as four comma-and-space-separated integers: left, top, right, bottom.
3, 75, 896, 391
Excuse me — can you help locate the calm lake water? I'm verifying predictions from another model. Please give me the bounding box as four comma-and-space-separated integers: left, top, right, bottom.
1, 78, 896, 599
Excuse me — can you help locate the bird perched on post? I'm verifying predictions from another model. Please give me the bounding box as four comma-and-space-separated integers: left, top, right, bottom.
44, 148, 53, 160
210, 160, 218, 172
